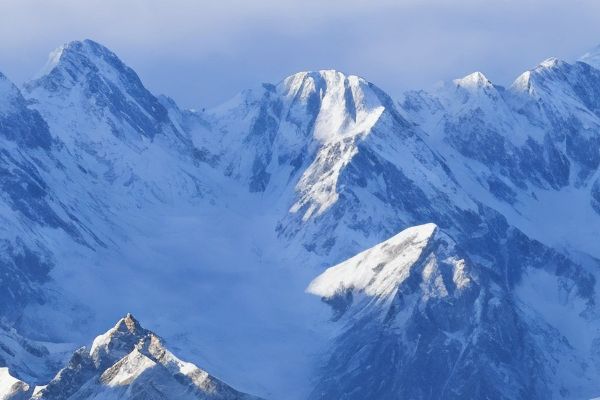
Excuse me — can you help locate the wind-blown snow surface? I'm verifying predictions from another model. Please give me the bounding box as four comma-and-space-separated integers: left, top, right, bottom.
1, 38, 600, 399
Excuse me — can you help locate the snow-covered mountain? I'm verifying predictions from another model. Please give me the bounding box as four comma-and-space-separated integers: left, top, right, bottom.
1, 314, 260, 400
401, 55, 600, 258
308, 224, 598, 399
1, 38, 600, 399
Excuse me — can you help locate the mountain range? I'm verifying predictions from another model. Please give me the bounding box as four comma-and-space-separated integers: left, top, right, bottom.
0, 38, 600, 399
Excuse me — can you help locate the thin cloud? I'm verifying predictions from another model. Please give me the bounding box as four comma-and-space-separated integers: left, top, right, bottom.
0, 0, 599, 107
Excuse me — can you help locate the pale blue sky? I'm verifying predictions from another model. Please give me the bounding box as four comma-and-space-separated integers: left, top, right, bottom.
1, 0, 599, 108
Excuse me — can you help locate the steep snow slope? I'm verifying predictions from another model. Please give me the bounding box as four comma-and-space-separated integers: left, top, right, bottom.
0, 70, 100, 328
308, 224, 599, 400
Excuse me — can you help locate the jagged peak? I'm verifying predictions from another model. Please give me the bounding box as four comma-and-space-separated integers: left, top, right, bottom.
35, 314, 262, 400
43, 39, 117, 67
89, 313, 151, 363
25, 39, 173, 140
283, 69, 362, 84
114, 312, 143, 334
279, 69, 369, 100
510, 70, 533, 93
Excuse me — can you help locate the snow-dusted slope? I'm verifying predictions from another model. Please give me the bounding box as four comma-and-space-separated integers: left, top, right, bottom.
308, 223, 443, 302
308, 224, 599, 400
0, 70, 95, 330
26, 314, 261, 400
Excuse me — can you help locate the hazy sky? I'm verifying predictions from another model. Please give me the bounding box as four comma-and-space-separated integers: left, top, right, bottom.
1, 0, 600, 108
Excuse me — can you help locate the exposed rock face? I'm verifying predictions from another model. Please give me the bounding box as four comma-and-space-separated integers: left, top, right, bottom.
32, 314, 262, 400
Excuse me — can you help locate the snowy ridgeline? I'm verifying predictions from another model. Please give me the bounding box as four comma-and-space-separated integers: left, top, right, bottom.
0, 314, 262, 399
0, 39, 599, 399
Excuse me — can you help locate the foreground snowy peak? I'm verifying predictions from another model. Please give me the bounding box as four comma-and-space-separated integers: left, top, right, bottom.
88, 313, 149, 370
32, 314, 261, 400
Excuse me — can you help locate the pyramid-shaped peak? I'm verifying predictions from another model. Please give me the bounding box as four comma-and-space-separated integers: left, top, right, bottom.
34, 39, 123, 79
307, 223, 443, 300
89, 313, 152, 365
453, 71, 493, 89
25, 38, 170, 140
36, 314, 263, 399
115, 313, 143, 334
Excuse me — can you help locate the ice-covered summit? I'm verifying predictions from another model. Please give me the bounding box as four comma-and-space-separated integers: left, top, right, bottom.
277, 69, 386, 140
